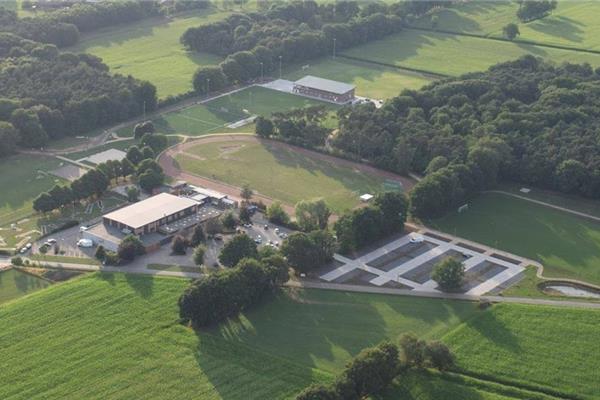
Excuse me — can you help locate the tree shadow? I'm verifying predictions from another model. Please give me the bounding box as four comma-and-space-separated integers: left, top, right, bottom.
124, 272, 154, 298
462, 306, 521, 353
527, 16, 585, 45
98, 271, 116, 286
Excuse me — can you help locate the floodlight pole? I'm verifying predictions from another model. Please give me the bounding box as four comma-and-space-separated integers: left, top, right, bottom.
260, 62, 264, 82
333, 38, 336, 59
143, 101, 146, 119
206, 78, 210, 95
279, 56, 282, 79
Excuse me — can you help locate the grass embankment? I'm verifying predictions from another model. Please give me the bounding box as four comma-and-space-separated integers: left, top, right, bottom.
430, 192, 600, 286
117, 86, 336, 138
341, 29, 600, 77
444, 303, 600, 399
411, 1, 600, 51
0, 273, 478, 399
176, 139, 389, 213
67, 9, 229, 98
0, 268, 50, 304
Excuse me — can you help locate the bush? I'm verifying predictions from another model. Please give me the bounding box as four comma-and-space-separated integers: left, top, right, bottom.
399, 333, 426, 368
221, 211, 237, 230
424, 341, 454, 371
431, 257, 465, 292
11, 256, 23, 266
104, 250, 120, 266
193, 245, 206, 266
117, 234, 145, 262
189, 224, 205, 246
171, 235, 187, 255
95, 245, 106, 261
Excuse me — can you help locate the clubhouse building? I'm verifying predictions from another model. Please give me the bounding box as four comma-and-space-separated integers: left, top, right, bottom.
293, 75, 356, 104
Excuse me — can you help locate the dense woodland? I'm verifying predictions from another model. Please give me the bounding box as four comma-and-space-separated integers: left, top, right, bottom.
0, 4, 160, 156
185, 1, 444, 93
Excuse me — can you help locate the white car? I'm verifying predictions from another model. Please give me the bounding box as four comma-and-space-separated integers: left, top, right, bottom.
47, 238, 57, 244
77, 239, 93, 248
409, 234, 424, 244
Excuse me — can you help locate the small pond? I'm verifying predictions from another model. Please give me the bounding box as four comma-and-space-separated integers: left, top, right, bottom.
542, 282, 600, 299
0, 268, 51, 304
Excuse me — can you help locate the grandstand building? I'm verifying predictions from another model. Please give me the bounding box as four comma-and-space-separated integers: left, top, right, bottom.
293, 76, 356, 104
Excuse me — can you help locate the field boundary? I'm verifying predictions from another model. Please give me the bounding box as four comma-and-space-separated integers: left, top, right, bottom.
406, 26, 600, 56
336, 54, 451, 78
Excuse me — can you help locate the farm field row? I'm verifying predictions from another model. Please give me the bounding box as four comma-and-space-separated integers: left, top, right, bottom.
430, 192, 600, 286
341, 29, 600, 77
412, 1, 600, 51
175, 138, 393, 213
2, 273, 598, 399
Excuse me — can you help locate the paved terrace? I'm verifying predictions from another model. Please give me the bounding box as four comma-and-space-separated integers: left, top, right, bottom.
321, 229, 527, 296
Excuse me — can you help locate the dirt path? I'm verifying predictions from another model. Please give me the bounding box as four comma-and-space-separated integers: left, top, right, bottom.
158, 134, 416, 216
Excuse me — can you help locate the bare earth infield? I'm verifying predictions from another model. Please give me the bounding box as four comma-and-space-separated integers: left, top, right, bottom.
158, 134, 415, 214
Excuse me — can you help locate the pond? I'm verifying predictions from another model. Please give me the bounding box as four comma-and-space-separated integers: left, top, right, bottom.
0, 268, 51, 304
542, 283, 600, 299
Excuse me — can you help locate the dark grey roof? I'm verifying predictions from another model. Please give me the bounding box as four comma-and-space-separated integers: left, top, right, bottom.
294, 75, 355, 94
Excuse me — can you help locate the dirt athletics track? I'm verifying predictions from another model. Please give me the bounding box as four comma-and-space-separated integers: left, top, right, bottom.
158, 134, 416, 215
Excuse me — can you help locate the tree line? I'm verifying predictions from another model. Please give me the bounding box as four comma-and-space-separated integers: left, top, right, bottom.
184, 1, 448, 95
297, 333, 454, 399
33, 136, 167, 213
516, 0, 557, 22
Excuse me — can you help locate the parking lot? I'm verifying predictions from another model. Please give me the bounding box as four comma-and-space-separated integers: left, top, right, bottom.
319, 230, 528, 296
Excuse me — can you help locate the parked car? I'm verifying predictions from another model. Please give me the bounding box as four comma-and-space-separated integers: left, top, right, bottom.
214, 234, 223, 241
47, 238, 56, 244
77, 239, 93, 248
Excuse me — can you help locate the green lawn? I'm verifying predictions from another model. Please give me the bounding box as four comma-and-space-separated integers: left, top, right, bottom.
118, 86, 336, 137
177, 139, 390, 212
0, 269, 50, 304
0, 273, 479, 399
66, 10, 228, 98
0, 154, 63, 228
29, 255, 100, 266
341, 29, 600, 77
147, 264, 201, 273
283, 57, 436, 99
444, 303, 600, 399
412, 1, 600, 51
430, 192, 600, 286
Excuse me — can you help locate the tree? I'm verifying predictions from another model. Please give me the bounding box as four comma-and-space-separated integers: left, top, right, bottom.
120, 158, 135, 178
190, 224, 205, 246
33, 192, 56, 213
117, 234, 145, 262
218, 234, 258, 267
425, 155, 448, 175
431, 257, 465, 291
556, 159, 587, 194
296, 385, 339, 400
193, 66, 228, 95
171, 235, 187, 255
240, 184, 253, 203
141, 145, 155, 160
133, 121, 154, 139
424, 341, 454, 371
255, 116, 274, 138
138, 169, 164, 193
10, 108, 48, 148
95, 245, 106, 261
266, 201, 290, 225
126, 186, 139, 202
373, 192, 408, 236
136, 159, 163, 176
141, 133, 168, 153
502, 23, 520, 40
193, 245, 206, 266
221, 211, 238, 230
281, 230, 335, 273
295, 199, 331, 232
399, 333, 426, 368
205, 218, 223, 235
0, 121, 19, 157
238, 205, 252, 223
126, 146, 144, 165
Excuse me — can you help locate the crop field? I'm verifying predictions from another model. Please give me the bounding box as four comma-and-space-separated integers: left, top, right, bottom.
0, 273, 479, 399
176, 138, 393, 212
341, 29, 600, 77
0, 269, 50, 305
430, 192, 600, 286
67, 10, 229, 98
411, 1, 600, 51
283, 57, 436, 99
444, 303, 600, 399
118, 86, 335, 137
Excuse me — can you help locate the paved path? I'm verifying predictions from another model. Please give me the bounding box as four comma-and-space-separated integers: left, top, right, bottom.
288, 280, 600, 310
488, 190, 600, 223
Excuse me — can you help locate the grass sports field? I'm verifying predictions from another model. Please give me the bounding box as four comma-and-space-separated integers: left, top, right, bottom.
283, 57, 436, 99
444, 303, 600, 399
0, 273, 479, 400
430, 192, 600, 285
412, 1, 600, 51
67, 10, 228, 98
117, 86, 336, 138
175, 138, 395, 212
0, 269, 50, 305
341, 29, 600, 77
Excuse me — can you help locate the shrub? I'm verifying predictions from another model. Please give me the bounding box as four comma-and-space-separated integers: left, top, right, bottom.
11, 256, 23, 266
431, 257, 465, 292
117, 235, 145, 262
193, 245, 206, 266
424, 341, 454, 371
95, 245, 106, 261
171, 235, 187, 255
